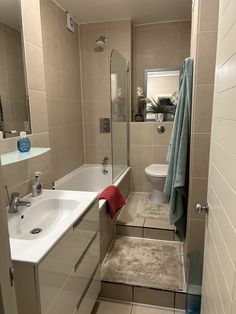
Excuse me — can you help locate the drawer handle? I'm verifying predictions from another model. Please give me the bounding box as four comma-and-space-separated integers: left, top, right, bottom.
73, 200, 98, 230
74, 231, 98, 272
76, 262, 100, 310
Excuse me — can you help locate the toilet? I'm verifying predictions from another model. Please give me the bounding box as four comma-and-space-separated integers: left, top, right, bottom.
144, 164, 168, 204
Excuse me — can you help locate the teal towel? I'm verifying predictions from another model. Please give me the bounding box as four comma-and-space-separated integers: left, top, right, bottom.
164, 58, 193, 238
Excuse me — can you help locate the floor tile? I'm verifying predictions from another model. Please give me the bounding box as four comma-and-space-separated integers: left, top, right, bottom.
93, 300, 132, 314
133, 287, 175, 308
132, 304, 174, 314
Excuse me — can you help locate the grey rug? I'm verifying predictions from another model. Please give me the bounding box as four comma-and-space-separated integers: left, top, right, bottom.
102, 236, 183, 291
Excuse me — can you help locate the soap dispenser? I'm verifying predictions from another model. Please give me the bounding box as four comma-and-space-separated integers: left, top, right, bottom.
32, 172, 42, 197
17, 131, 31, 152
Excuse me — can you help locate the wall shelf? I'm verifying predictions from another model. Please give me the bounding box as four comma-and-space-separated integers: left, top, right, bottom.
0, 147, 51, 166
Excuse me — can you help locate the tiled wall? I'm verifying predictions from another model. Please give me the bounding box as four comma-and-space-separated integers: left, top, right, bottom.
80, 20, 131, 165
130, 122, 173, 192
132, 21, 191, 119
0, 21, 28, 133
201, 0, 236, 313
0, 0, 51, 205
185, 0, 219, 262
40, 0, 84, 181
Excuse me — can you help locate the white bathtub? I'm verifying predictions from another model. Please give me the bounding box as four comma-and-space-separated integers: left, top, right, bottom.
55, 164, 130, 195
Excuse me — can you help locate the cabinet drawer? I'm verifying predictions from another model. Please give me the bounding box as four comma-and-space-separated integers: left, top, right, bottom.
46, 234, 100, 314
38, 201, 99, 313
76, 267, 101, 314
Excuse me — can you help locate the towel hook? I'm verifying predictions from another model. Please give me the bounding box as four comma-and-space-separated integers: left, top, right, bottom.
157, 125, 165, 134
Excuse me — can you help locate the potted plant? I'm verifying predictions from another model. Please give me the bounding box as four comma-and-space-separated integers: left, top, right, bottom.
146, 97, 173, 122
134, 87, 146, 122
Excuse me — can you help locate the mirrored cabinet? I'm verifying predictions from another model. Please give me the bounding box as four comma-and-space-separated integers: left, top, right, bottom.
0, 0, 31, 139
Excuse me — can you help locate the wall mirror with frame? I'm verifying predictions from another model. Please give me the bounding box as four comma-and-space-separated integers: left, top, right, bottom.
144, 68, 180, 121
0, 0, 31, 139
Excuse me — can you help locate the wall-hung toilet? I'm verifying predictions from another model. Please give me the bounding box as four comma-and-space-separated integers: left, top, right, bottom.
145, 164, 168, 204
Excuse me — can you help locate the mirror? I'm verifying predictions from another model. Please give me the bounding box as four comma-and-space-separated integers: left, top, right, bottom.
0, 0, 31, 139
144, 68, 180, 121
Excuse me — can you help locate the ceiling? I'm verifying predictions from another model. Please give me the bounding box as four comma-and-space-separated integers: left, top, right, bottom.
56, 0, 192, 25
0, 0, 21, 30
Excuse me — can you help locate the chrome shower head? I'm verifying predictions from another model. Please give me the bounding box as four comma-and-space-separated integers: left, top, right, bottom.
95, 36, 107, 51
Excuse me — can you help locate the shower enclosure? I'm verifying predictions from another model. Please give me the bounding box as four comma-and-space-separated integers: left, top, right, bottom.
110, 49, 129, 182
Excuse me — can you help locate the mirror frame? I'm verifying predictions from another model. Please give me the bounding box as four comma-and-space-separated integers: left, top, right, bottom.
144, 67, 181, 121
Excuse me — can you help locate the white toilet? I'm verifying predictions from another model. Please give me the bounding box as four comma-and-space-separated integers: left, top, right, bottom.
144, 164, 168, 204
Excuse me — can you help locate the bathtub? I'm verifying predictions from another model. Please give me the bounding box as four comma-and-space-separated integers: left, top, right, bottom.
55, 164, 131, 199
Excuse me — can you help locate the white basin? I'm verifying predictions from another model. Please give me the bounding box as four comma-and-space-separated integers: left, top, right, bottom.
8, 198, 79, 240
7, 189, 98, 263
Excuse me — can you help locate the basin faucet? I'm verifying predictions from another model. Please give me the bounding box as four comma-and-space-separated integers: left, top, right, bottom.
8, 192, 31, 214
102, 156, 109, 166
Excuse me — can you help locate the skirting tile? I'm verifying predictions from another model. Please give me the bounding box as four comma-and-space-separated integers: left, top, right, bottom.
99, 281, 132, 302
175, 292, 187, 310
143, 228, 174, 241
116, 225, 143, 237
133, 286, 175, 308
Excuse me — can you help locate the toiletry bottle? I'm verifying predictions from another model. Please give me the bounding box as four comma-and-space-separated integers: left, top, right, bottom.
32, 172, 42, 197
17, 131, 31, 152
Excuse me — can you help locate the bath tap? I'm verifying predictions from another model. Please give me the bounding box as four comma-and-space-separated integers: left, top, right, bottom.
102, 156, 109, 166
8, 192, 31, 214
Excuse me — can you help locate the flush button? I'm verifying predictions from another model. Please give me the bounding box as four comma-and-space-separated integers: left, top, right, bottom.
100, 118, 111, 133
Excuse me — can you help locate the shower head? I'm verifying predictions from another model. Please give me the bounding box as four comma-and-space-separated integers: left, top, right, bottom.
95, 36, 107, 51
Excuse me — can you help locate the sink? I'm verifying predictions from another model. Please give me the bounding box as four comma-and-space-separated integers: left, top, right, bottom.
7, 189, 98, 263
8, 197, 79, 240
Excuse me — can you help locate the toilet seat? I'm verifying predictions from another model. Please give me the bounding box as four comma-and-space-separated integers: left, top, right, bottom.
145, 164, 168, 178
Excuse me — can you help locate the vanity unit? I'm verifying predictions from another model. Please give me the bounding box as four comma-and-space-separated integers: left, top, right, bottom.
8, 190, 100, 314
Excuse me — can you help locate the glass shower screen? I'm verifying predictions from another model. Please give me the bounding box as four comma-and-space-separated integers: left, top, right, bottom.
110, 50, 129, 182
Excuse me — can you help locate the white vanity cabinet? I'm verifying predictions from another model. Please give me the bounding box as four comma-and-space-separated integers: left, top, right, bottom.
13, 201, 100, 314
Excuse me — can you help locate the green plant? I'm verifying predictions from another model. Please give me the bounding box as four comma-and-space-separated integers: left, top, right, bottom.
146, 97, 173, 114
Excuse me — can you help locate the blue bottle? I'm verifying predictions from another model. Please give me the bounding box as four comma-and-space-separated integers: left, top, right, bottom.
17, 131, 31, 153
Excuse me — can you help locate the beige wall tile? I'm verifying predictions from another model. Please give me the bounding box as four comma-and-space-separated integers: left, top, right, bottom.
21, 0, 43, 46
199, 0, 219, 32
24, 41, 46, 91
131, 166, 151, 192
196, 31, 218, 84
152, 122, 173, 146
193, 84, 214, 133
130, 145, 152, 167
191, 134, 211, 178
29, 89, 49, 133
188, 178, 208, 220
187, 219, 206, 252
152, 145, 168, 164
130, 123, 153, 145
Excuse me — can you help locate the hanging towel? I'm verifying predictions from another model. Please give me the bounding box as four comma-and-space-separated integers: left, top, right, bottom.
164, 58, 193, 238
98, 185, 126, 218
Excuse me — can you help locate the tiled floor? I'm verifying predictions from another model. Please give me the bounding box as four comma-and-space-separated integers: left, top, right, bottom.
92, 300, 185, 314
117, 193, 174, 228
102, 236, 183, 291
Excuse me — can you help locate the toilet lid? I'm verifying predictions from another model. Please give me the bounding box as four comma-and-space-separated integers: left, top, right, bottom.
145, 164, 168, 178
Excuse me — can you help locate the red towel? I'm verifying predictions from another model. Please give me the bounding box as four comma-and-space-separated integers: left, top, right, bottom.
98, 185, 126, 218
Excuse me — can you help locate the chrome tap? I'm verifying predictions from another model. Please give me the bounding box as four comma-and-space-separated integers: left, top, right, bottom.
102, 156, 109, 166
8, 192, 31, 214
